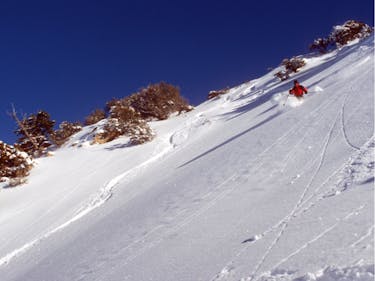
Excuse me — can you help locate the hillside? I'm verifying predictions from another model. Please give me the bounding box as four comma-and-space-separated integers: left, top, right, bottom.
0, 35, 374, 281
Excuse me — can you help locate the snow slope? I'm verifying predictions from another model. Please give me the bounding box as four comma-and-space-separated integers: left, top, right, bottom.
0, 35, 373, 281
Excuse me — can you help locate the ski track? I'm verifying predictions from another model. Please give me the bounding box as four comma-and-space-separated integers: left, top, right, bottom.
350, 225, 375, 248
212, 91, 359, 281
76, 86, 346, 279
248, 120, 372, 280
265, 205, 366, 277
340, 87, 361, 151
248, 92, 346, 281
0, 144, 173, 267
122, 176, 239, 265
209, 91, 349, 281
275, 93, 342, 175
0, 86, 301, 269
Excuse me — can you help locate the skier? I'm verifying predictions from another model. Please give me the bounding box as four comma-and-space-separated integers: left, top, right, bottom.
289, 80, 308, 99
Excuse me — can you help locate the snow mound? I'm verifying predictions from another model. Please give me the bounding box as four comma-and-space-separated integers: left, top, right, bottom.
256, 264, 374, 281
297, 264, 374, 281
169, 113, 211, 147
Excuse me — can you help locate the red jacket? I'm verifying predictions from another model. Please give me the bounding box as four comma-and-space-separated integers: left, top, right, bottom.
289, 83, 308, 97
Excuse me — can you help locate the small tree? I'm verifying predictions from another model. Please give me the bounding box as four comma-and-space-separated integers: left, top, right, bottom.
331, 20, 373, 47
0, 141, 33, 184
281, 57, 306, 73
94, 118, 154, 145
50, 121, 82, 146
309, 37, 333, 54
207, 87, 230, 99
274, 57, 306, 81
125, 82, 192, 120
94, 82, 191, 145
84, 109, 106, 125
94, 102, 154, 145
274, 70, 290, 81
12, 108, 55, 157
309, 20, 373, 53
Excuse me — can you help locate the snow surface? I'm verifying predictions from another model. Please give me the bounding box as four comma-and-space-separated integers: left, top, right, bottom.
0, 35, 374, 281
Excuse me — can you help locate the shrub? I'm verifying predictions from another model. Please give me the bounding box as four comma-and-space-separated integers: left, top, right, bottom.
0, 141, 33, 184
51, 121, 83, 146
94, 82, 191, 145
274, 70, 290, 81
207, 87, 230, 99
124, 82, 192, 120
107, 100, 141, 122
14, 110, 55, 157
309, 20, 373, 53
274, 57, 306, 81
94, 118, 154, 145
331, 20, 373, 47
84, 109, 106, 125
95, 102, 154, 145
309, 37, 333, 54
281, 57, 306, 73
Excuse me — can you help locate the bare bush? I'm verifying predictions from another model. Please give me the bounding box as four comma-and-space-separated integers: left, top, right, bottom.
331, 20, 373, 47
94, 118, 154, 145
95, 99, 154, 145
124, 82, 192, 120
51, 121, 83, 146
207, 87, 230, 99
274, 57, 306, 81
13, 110, 55, 157
107, 100, 141, 122
0, 141, 33, 183
281, 57, 306, 73
84, 109, 106, 125
274, 70, 290, 81
309, 37, 333, 54
94, 82, 191, 145
309, 20, 373, 53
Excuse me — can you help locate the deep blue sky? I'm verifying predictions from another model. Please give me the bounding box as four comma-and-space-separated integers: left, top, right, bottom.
1, 0, 373, 144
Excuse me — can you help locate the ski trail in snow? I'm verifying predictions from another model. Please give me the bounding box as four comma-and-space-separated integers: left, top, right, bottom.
267, 205, 366, 274
0, 154, 120, 253
350, 225, 374, 248
242, 134, 374, 253
0, 144, 173, 267
293, 137, 374, 218
340, 87, 361, 151
278, 93, 342, 173
95, 97, 341, 274
249, 102, 342, 281
209, 91, 347, 281
119, 174, 239, 267
118, 111, 317, 269
78, 174, 239, 279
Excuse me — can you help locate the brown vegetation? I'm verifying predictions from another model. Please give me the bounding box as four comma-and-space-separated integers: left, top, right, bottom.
51, 121, 83, 146
207, 87, 230, 99
274, 57, 306, 81
309, 20, 373, 53
123, 82, 192, 120
84, 109, 106, 125
0, 141, 33, 184
95, 82, 191, 145
13, 109, 55, 157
